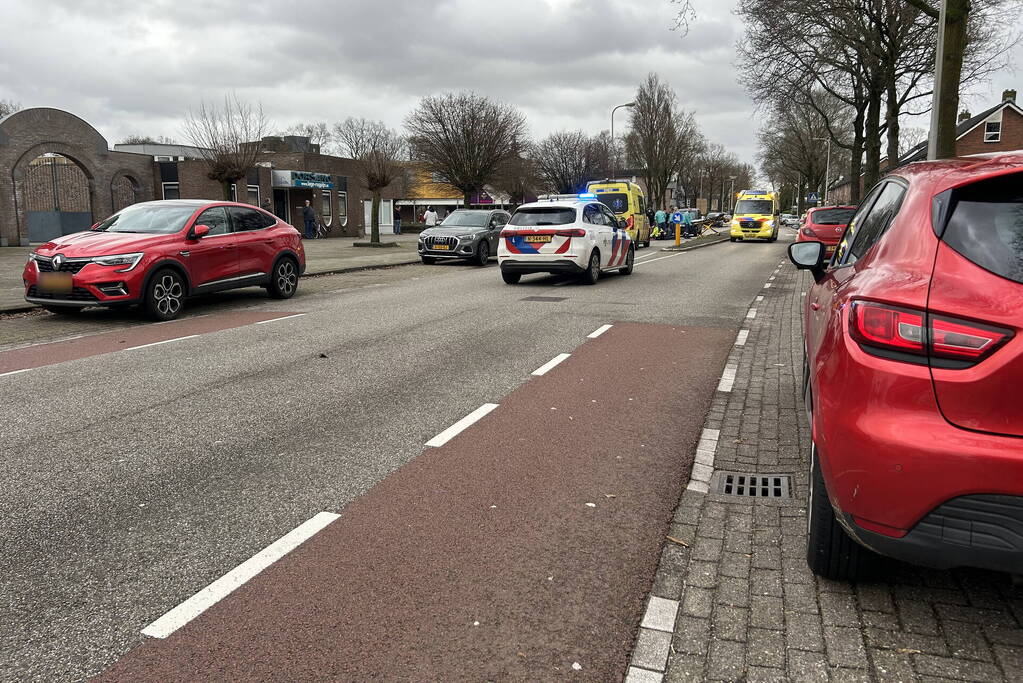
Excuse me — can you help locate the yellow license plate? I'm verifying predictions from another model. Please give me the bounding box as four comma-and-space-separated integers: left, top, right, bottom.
38, 272, 73, 294
433, 244, 450, 250
524, 235, 552, 243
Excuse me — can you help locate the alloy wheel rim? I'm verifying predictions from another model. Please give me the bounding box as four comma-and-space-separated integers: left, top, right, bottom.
480, 243, 488, 262
154, 274, 182, 316
277, 261, 296, 295
591, 254, 599, 278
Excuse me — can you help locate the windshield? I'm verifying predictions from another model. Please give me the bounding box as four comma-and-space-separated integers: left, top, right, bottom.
439, 211, 488, 227
734, 200, 773, 215
509, 207, 577, 226
597, 193, 630, 215
812, 208, 856, 226
96, 203, 197, 234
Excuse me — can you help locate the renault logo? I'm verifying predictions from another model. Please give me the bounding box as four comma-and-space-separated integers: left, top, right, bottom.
52, 254, 65, 270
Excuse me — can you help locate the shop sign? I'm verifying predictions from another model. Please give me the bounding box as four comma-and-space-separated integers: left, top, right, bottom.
271, 170, 335, 189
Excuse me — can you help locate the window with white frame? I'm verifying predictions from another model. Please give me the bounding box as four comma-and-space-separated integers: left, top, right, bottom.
337, 191, 348, 225
162, 182, 180, 200
985, 121, 1002, 143
230, 183, 237, 201
321, 191, 332, 226
247, 184, 260, 206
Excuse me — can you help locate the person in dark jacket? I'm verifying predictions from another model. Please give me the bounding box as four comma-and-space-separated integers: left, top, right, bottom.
302, 200, 316, 238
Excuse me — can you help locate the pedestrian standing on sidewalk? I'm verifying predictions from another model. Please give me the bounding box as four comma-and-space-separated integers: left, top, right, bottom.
393, 205, 402, 235
655, 207, 667, 239
681, 209, 694, 238
423, 206, 439, 226
302, 199, 316, 239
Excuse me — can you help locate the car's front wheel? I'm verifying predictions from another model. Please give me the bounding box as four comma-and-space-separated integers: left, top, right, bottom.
268, 257, 298, 299
421, 256, 437, 265
806, 444, 877, 580
581, 250, 600, 285
474, 241, 489, 267
144, 268, 185, 321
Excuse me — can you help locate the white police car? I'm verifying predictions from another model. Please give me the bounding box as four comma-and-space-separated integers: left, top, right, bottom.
497, 194, 635, 285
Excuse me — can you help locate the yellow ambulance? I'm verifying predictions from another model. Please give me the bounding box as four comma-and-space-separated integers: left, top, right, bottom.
585, 180, 652, 248
729, 189, 779, 242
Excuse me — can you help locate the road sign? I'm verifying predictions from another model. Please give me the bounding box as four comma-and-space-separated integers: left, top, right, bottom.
806, 192, 820, 203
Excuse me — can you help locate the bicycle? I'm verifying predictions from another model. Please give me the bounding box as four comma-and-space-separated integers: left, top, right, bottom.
314, 221, 331, 239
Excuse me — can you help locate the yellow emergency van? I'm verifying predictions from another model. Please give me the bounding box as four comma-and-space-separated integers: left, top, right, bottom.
729, 189, 779, 242
586, 180, 651, 248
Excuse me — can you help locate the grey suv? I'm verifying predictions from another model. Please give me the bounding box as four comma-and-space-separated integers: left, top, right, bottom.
418, 209, 510, 266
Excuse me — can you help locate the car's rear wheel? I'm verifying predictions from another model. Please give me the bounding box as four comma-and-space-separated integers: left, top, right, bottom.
41, 305, 84, 315
501, 269, 521, 284
807, 444, 877, 580
474, 241, 489, 267
581, 250, 600, 285
421, 256, 437, 265
144, 268, 185, 321
620, 245, 635, 275
268, 257, 298, 299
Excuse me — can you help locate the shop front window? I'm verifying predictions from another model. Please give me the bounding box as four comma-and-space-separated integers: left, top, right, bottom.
321, 191, 332, 226
337, 191, 348, 226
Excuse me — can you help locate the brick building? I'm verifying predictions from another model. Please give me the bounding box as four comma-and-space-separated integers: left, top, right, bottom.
0, 108, 155, 246
830, 89, 1022, 204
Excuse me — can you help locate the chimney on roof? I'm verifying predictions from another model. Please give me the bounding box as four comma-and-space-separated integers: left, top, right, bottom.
958, 110, 972, 123
1004, 89, 1017, 103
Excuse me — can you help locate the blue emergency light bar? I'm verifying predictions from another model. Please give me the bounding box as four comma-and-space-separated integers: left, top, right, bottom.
579, 193, 596, 199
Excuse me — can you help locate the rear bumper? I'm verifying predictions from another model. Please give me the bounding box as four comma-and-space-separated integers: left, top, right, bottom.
845, 495, 1023, 574
499, 259, 586, 275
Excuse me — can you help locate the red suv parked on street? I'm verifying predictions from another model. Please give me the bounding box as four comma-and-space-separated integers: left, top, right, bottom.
23, 200, 305, 321
796, 205, 857, 256
789, 153, 1023, 580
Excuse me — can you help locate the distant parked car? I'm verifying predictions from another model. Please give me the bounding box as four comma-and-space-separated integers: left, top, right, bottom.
796, 206, 857, 257
418, 209, 510, 266
789, 152, 1023, 580
24, 200, 305, 321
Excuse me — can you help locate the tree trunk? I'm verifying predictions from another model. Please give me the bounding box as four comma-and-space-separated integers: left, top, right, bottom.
863, 85, 883, 190
464, 191, 472, 209
885, 76, 901, 170
936, 0, 970, 159
371, 190, 380, 244
221, 180, 232, 201
850, 106, 865, 204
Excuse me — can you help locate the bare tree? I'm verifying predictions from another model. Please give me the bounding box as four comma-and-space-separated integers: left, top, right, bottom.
531, 131, 595, 194
624, 73, 704, 210
0, 99, 21, 118
334, 117, 408, 244
670, 0, 697, 35
183, 95, 271, 200
406, 92, 527, 208
119, 134, 176, 145
491, 153, 541, 205
281, 122, 332, 152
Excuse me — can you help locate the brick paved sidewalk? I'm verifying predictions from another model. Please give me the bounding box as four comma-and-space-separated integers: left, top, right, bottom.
627, 261, 1023, 682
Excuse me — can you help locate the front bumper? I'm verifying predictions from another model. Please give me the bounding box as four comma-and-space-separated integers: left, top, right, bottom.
846, 495, 1023, 574
23, 259, 146, 307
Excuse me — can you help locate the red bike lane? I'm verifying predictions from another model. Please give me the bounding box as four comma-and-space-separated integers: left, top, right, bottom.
100, 322, 732, 681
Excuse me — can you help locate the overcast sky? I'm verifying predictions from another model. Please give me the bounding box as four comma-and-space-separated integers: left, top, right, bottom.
0, 0, 1019, 172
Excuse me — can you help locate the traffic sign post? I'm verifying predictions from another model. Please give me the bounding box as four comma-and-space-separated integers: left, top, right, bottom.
806, 192, 821, 205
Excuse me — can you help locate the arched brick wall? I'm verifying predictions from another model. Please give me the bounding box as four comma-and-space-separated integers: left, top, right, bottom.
0, 108, 154, 246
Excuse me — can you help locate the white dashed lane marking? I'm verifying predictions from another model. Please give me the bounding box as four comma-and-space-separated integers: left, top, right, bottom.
532, 353, 571, 377
123, 335, 199, 352
425, 403, 500, 448
587, 324, 613, 339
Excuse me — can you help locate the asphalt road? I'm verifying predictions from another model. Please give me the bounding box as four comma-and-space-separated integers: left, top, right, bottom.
0, 233, 792, 681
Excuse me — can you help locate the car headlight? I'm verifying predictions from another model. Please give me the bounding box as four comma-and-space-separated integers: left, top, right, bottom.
92, 252, 144, 272
457, 234, 476, 241
764, 219, 775, 227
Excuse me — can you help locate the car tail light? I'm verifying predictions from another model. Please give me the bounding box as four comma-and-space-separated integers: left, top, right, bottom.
849, 301, 1013, 364
801, 227, 817, 238
500, 228, 520, 237
929, 315, 1012, 361
555, 228, 585, 237
850, 302, 925, 355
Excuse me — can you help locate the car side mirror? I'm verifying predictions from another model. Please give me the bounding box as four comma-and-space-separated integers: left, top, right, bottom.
191, 224, 211, 240
789, 241, 827, 283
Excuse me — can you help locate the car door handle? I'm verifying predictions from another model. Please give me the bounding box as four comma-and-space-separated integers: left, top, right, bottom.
810, 302, 820, 311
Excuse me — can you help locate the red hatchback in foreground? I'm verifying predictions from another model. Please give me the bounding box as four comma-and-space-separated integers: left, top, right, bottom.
796, 205, 857, 256
789, 153, 1023, 580
24, 200, 305, 321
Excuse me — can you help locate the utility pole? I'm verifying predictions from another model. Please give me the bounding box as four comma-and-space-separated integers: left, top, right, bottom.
610, 102, 636, 180
927, 0, 949, 161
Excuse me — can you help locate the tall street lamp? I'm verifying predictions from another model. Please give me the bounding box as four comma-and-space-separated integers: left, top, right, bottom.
728, 175, 737, 210
813, 137, 832, 205
610, 101, 636, 180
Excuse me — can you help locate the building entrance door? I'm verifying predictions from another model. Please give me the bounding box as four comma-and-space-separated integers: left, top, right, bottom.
23, 154, 93, 242
273, 189, 289, 223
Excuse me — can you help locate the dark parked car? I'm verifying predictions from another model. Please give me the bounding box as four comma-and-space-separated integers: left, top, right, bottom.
418, 209, 510, 266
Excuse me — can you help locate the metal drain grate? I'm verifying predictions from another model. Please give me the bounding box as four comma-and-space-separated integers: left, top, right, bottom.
712, 471, 792, 499
520, 296, 567, 302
